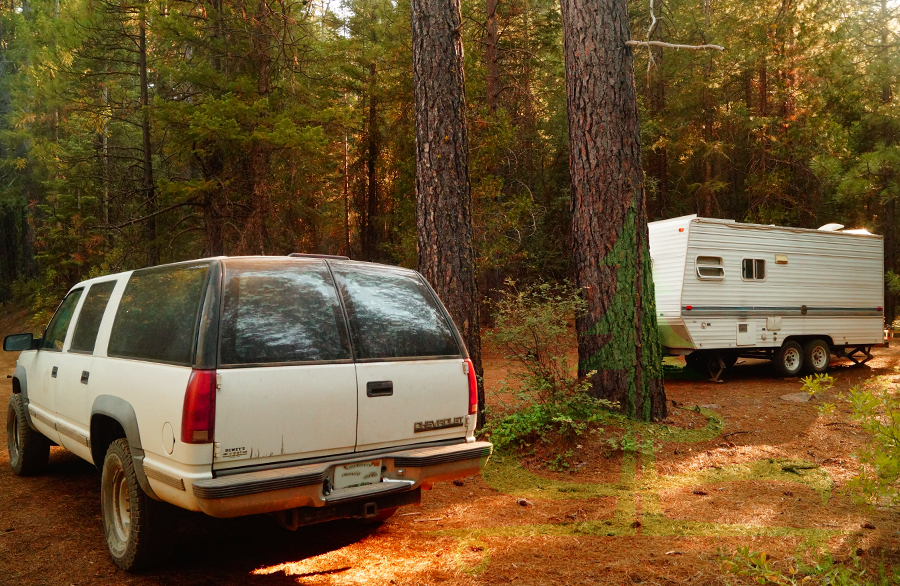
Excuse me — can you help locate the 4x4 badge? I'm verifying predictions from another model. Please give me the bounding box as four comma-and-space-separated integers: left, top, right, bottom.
414, 417, 465, 433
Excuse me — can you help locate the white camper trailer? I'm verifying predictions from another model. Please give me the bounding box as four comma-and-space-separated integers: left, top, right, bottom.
648, 215, 886, 379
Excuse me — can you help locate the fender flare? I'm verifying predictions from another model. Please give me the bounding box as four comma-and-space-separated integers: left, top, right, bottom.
11, 365, 37, 432
90, 395, 159, 500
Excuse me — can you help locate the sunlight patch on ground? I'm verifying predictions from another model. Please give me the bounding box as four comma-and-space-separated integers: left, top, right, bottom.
447, 408, 840, 575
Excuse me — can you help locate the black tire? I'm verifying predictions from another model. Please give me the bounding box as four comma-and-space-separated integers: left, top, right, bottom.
773, 341, 804, 377
803, 339, 831, 374
101, 438, 174, 571
684, 351, 709, 374
719, 353, 739, 368
6, 394, 51, 476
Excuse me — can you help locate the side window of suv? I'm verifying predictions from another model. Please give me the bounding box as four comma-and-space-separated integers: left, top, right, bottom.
330, 264, 461, 360
219, 260, 352, 366
70, 280, 117, 354
108, 263, 210, 365
41, 289, 84, 351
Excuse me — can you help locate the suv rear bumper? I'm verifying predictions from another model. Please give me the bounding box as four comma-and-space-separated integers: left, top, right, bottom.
190, 441, 493, 517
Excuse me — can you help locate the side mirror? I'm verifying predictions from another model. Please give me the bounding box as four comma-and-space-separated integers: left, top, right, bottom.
3, 333, 36, 352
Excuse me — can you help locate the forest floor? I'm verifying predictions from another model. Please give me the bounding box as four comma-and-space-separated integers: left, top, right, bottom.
1, 305, 899, 585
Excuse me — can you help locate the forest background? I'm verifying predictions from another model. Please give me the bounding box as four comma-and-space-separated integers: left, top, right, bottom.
1, 0, 899, 324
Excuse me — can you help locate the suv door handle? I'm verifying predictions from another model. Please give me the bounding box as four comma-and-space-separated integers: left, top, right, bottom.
80, 371, 90, 385
51, 366, 58, 378
366, 381, 393, 397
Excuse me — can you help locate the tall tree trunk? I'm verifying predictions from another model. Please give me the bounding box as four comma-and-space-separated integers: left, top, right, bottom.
411, 0, 485, 426
344, 129, 351, 257
203, 189, 224, 256
881, 0, 896, 323
561, 0, 667, 420
647, 46, 667, 220
485, 0, 499, 114
139, 7, 157, 266
364, 62, 379, 260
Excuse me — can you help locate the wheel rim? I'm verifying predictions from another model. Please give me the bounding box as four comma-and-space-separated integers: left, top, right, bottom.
110, 468, 131, 543
811, 345, 828, 370
784, 347, 801, 371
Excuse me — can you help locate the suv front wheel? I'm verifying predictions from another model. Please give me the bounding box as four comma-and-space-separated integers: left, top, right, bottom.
7, 394, 50, 476
101, 438, 174, 571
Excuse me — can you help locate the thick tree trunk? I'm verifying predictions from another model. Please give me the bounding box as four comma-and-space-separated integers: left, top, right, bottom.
139, 9, 157, 267
410, 0, 485, 426
561, 0, 667, 420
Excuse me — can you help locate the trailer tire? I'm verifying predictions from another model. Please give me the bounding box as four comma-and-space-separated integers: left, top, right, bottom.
684, 351, 709, 374
720, 353, 739, 368
803, 339, 831, 374
773, 341, 804, 377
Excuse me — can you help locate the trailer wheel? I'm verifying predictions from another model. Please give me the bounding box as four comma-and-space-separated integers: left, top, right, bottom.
684, 351, 709, 374
803, 339, 830, 374
773, 341, 804, 377
719, 353, 739, 368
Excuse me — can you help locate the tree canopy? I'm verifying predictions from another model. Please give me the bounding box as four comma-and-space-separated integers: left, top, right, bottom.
1, 0, 898, 322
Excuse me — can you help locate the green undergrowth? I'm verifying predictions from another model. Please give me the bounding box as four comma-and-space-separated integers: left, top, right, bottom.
723, 547, 900, 585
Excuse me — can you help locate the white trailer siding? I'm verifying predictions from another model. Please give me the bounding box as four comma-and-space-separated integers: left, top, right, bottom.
649, 216, 884, 353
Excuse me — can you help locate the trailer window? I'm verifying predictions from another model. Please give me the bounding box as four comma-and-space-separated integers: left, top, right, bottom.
695, 256, 725, 280
741, 259, 766, 281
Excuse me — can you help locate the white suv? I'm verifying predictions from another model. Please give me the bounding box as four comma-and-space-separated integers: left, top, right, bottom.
5, 255, 491, 570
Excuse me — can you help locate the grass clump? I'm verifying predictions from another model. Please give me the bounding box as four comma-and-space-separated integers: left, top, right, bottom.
722, 547, 899, 585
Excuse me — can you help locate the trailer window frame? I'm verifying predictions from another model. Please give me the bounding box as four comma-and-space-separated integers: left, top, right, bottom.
695, 256, 725, 280
740, 258, 767, 282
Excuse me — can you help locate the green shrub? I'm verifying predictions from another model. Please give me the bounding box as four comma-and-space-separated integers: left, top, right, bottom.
844, 377, 900, 506
482, 280, 615, 452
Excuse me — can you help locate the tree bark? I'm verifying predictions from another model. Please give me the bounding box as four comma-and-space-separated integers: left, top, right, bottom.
561, 0, 667, 420
364, 62, 379, 260
139, 8, 157, 267
485, 0, 499, 114
410, 0, 485, 426
139, 7, 157, 267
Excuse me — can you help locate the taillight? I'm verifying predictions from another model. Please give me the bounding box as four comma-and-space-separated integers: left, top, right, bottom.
465, 359, 478, 415
181, 369, 216, 444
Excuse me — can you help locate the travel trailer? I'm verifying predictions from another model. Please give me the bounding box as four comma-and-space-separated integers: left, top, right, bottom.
648, 215, 886, 379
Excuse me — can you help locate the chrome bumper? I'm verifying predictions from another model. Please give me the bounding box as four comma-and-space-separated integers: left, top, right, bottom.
191, 441, 493, 517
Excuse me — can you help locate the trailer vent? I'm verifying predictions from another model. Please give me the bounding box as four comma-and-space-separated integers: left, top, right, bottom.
695, 256, 725, 280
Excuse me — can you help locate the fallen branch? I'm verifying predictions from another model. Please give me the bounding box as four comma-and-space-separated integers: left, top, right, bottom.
782, 464, 818, 475
722, 430, 750, 439
626, 40, 725, 51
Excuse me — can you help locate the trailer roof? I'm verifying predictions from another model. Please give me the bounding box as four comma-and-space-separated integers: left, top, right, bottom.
656, 214, 883, 240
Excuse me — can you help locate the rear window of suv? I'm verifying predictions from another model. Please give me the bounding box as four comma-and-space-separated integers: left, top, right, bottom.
108, 263, 210, 365
330, 263, 461, 360
219, 260, 352, 366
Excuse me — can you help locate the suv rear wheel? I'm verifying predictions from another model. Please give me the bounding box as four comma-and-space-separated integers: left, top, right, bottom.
7, 394, 50, 476
773, 341, 804, 377
101, 438, 174, 571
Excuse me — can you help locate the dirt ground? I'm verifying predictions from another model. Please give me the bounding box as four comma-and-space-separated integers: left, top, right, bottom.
2, 306, 899, 585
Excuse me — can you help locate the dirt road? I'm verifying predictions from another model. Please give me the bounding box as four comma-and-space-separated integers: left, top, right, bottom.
2, 309, 898, 584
